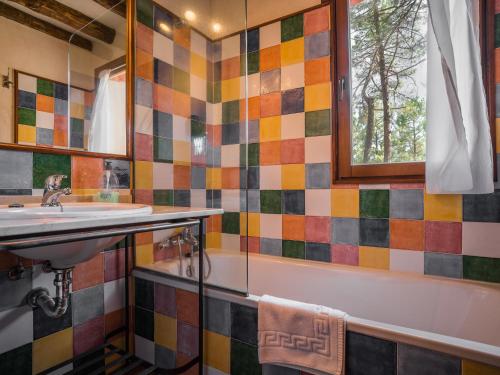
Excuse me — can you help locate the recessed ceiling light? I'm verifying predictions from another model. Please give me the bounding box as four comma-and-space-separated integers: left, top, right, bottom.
158, 22, 171, 34
212, 22, 222, 33
184, 10, 196, 22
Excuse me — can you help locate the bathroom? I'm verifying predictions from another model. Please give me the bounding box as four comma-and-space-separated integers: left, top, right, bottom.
0, 0, 499, 374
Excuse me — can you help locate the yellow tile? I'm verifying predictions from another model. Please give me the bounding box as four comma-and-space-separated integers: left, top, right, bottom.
248, 212, 260, 237
359, 246, 390, 270
135, 161, 153, 190
70, 102, 85, 119
206, 168, 222, 189
17, 124, 36, 144
260, 116, 281, 142
33, 327, 73, 374
173, 140, 191, 164
206, 232, 221, 249
282, 164, 305, 190
204, 330, 230, 373
424, 192, 462, 222
462, 360, 500, 375
191, 52, 207, 79
221, 77, 240, 102
155, 313, 177, 351
305, 82, 331, 112
331, 188, 359, 217
281, 38, 304, 66
136, 243, 153, 266
496, 119, 500, 153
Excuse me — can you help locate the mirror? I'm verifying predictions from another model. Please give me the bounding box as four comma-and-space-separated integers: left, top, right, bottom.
0, 0, 129, 157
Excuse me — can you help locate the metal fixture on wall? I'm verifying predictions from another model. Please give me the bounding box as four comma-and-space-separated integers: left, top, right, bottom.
1, 68, 13, 88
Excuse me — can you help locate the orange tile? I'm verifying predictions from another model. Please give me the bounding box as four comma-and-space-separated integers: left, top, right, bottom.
281, 138, 304, 164
173, 25, 190, 49
136, 49, 154, 81
136, 23, 153, 53
154, 84, 173, 113
54, 114, 68, 147
260, 141, 281, 165
72, 253, 104, 291
173, 91, 191, 118
0, 252, 31, 272
389, 219, 425, 251
176, 289, 199, 326
36, 94, 54, 113
260, 45, 281, 72
221, 56, 241, 80
221, 167, 240, 189
207, 214, 222, 233
305, 57, 330, 85
84, 91, 95, 107
248, 96, 260, 120
282, 215, 305, 240
71, 155, 103, 189
174, 165, 190, 189
260, 92, 281, 117
135, 232, 153, 246
105, 309, 125, 336
304, 5, 330, 35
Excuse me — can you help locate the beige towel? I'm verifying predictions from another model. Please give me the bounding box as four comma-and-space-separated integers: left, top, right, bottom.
258, 295, 347, 375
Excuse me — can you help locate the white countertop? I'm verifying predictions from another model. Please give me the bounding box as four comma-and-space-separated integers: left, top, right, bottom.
0, 206, 223, 239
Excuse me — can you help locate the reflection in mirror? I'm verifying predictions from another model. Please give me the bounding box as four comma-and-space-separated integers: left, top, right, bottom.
0, 0, 128, 156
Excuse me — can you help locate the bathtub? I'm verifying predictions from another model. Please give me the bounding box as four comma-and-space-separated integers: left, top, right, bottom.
135, 250, 500, 367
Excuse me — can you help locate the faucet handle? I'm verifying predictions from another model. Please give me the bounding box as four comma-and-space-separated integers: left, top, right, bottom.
44, 175, 67, 190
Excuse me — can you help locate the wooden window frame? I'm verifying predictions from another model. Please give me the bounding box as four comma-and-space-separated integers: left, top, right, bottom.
332, 0, 497, 184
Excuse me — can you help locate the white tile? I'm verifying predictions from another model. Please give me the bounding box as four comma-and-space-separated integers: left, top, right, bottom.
462, 222, 500, 258
135, 335, 155, 364
207, 103, 222, 125
221, 34, 240, 60
190, 30, 207, 58
390, 249, 424, 274
281, 113, 305, 139
247, 73, 261, 98
153, 31, 173, 64
17, 73, 37, 92
47, 363, 73, 375
260, 166, 281, 189
135, 104, 153, 135
305, 189, 331, 216
221, 233, 240, 251
36, 111, 54, 129
153, 162, 173, 190
221, 189, 240, 211
221, 144, 240, 167
305, 135, 331, 163
260, 214, 282, 239
191, 189, 206, 207
260, 21, 281, 49
190, 75, 207, 101
0, 306, 33, 354
32, 264, 58, 295
173, 115, 191, 142
281, 63, 304, 90
359, 184, 391, 190
104, 278, 125, 314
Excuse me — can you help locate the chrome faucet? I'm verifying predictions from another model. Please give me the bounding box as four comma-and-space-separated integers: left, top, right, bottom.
41, 175, 72, 207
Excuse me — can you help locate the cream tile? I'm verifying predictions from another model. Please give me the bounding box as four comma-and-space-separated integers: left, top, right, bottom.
70, 88, 84, 104
207, 103, 222, 125
281, 113, 305, 139
190, 30, 207, 58
135, 104, 153, 135
305, 189, 331, 216
221, 34, 240, 60
260, 213, 282, 239
172, 140, 191, 164
390, 249, 424, 274
190, 74, 207, 101
153, 31, 173, 64
260, 21, 281, 49
260, 165, 282, 189
104, 278, 125, 314
248, 73, 261, 98
305, 135, 331, 163
221, 189, 240, 211
221, 144, 240, 167
462, 222, 500, 258
153, 162, 173, 189
221, 234, 240, 251
191, 189, 206, 207
281, 63, 305, 90
36, 111, 54, 129
173, 115, 191, 142
17, 73, 36, 92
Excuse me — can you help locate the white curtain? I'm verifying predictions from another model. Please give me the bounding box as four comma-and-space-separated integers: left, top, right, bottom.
426, 0, 494, 194
89, 70, 126, 155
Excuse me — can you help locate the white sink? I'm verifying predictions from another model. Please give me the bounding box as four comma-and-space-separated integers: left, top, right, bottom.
4, 203, 153, 269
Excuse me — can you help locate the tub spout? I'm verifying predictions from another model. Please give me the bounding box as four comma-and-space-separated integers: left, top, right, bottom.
27, 268, 72, 318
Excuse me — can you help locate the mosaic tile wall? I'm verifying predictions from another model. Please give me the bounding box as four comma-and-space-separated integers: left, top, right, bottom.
16, 72, 93, 150
133, 276, 500, 375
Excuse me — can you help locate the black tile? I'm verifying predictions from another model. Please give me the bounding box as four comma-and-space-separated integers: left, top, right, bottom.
17, 90, 36, 109
213, 61, 221, 82
262, 364, 300, 375
174, 190, 191, 207
191, 98, 206, 122
153, 5, 173, 38
305, 242, 331, 262
222, 124, 240, 145
135, 306, 154, 340
248, 166, 260, 189
346, 332, 396, 375
231, 339, 261, 375
74, 347, 105, 373
282, 190, 305, 215
247, 28, 260, 53
154, 59, 172, 87
0, 189, 32, 195
463, 191, 500, 222
397, 343, 461, 375
0, 343, 32, 375
359, 219, 389, 247
33, 296, 72, 339
135, 278, 154, 310
240, 167, 247, 189
281, 88, 304, 115
240, 31, 247, 54
231, 303, 258, 345
54, 82, 68, 100
206, 190, 221, 208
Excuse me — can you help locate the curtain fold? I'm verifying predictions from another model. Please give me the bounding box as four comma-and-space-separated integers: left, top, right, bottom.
426, 0, 493, 194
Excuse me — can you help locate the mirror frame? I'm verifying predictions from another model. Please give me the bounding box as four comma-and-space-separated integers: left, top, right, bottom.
0, 0, 134, 161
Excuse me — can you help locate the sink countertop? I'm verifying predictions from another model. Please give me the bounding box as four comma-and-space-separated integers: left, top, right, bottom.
0, 206, 223, 239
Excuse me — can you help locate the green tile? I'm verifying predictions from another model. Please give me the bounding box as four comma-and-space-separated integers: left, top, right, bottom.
191, 119, 205, 138
240, 144, 247, 167
154, 137, 172, 162
260, 190, 282, 214
222, 212, 240, 234
207, 81, 215, 104
360, 189, 389, 218
213, 81, 221, 103
281, 14, 303, 42
153, 190, 173, 206
230, 339, 261, 375
248, 143, 259, 166
305, 110, 331, 136
33, 153, 71, 189
240, 54, 246, 76
463, 256, 500, 283
282, 240, 305, 259
247, 51, 259, 75
222, 100, 239, 124
17, 108, 36, 126
496, 14, 500, 48
172, 67, 190, 94
37, 78, 54, 97
137, 0, 154, 28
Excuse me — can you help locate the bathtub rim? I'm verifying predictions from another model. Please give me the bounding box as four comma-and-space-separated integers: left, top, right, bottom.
132, 267, 500, 368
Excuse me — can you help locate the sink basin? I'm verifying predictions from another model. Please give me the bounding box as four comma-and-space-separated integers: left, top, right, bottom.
4, 203, 153, 269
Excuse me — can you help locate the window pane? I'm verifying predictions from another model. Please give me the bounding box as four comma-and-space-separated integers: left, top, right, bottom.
350, 0, 427, 165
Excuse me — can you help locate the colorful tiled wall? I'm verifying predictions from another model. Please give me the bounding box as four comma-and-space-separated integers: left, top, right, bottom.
133, 276, 500, 375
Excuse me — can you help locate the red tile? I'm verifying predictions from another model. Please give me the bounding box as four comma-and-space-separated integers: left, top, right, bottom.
305, 216, 331, 243
104, 249, 125, 282
74, 315, 105, 356
154, 84, 173, 113
240, 236, 247, 252
176, 352, 198, 375
135, 133, 153, 161
331, 244, 359, 266
174, 165, 191, 189
54, 115, 68, 147
136, 23, 153, 53
153, 242, 177, 262
207, 125, 221, 147
390, 219, 425, 251
248, 236, 260, 253
281, 138, 305, 164
260, 92, 281, 117
134, 189, 153, 204
176, 289, 199, 326
73, 253, 104, 291
496, 0, 500, 13
425, 221, 462, 254
155, 283, 176, 317
304, 5, 330, 35
71, 155, 104, 189
221, 56, 241, 80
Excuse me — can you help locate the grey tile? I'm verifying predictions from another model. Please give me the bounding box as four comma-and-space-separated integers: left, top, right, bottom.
240, 190, 247, 211
262, 364, 300, 375
390, 189, 424, 219
173, 44, 190, 72
306, 163, 330, 189
222, 124, 240, 145
305, 242, 331, 262
191, 98, 206, 122
36, 128, 53, 145
204, 296, 230, 336
191, 166, 206, 189
153, 111, 173, 139
135, 78, 153, 108
346, 332, 396, 375
0, 269, 33, 312
260, 238, 282, 256
332, 218, 359, 245
260, 69, 280, 94
0, 150, 33, 189
54, 98, 68, 116
463, 191, 500, 222
72, 284, 104, 325
282, 190, 305, 215
70, 118, 84, 148
155, 344, 176, 369
397, 343, 460, 375
231, 303, 258, 345
248, 120, 260, 143
424, 253, 462, 279
248, 189, 260, 212
305, 31, 330, 60
281, 88, 304, 115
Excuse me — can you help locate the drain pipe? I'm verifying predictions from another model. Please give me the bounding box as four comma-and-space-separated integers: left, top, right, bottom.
26, 268, 73, 318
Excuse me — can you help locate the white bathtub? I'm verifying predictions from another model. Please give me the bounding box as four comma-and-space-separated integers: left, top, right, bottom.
136, 250, 500, 367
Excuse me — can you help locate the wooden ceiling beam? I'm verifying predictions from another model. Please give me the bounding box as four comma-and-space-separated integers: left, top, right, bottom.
92, 0, 126, 18
0, 2, 93, 51
8, 0, 116, 44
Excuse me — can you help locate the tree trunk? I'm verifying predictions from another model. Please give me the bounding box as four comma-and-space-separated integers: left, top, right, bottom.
363, 97, 375, 163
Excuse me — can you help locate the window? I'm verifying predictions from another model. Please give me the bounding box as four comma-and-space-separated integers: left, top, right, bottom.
333, 0, 496, 183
